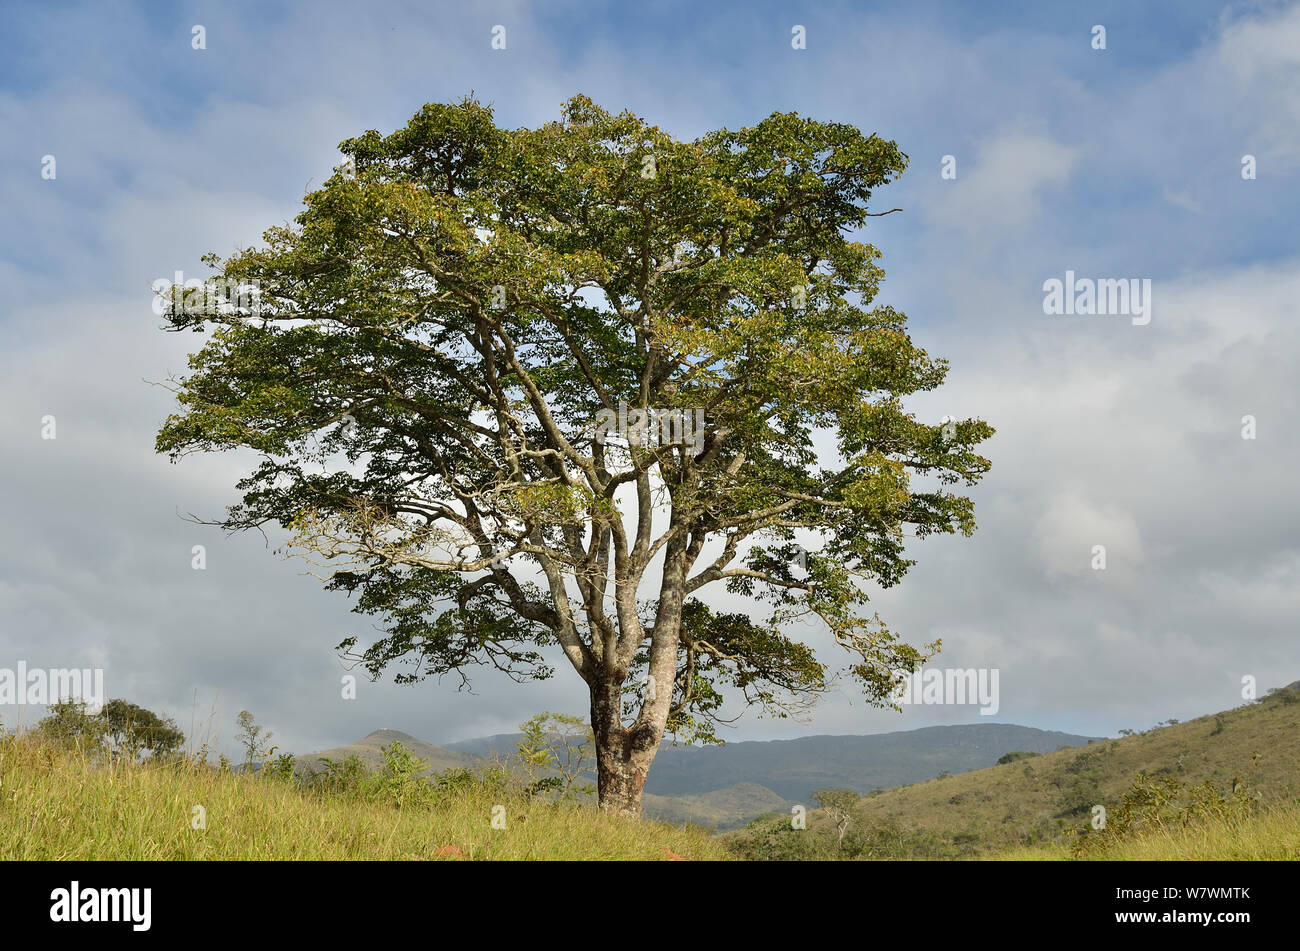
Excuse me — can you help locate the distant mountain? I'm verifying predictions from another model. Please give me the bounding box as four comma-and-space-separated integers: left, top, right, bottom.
448, 723, 1100, 803
296, 728, 480, 778
445, 733, 522, 759
304, 723, 1100, 828
646, 724, 1100, 802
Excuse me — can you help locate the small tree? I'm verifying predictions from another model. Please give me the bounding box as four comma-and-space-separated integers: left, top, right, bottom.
99, 699, 185, 761
814, 788, 861, 847
235, 710, 273, 769
516, 717, 559, 797
996, 750, 1038, 765
517, 711, 595, 799
377, 741, 433, 808
262, 751, 298, 782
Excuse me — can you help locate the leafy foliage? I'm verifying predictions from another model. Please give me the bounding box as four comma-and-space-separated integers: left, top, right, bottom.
156, 94, 993, 804
997, 750, 1039, 765
235, 709, 275, 769
516, 711, 595, 799
38, 698, 184, 762
1068, 773, 1258, 856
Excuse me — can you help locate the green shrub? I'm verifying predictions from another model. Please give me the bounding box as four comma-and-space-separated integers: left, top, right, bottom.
1069, 773, 1257, 856
997, 750, 1038, 765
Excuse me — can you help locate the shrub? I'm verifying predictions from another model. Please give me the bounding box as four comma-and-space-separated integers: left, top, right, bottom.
997, 751, 1038, 765
1069, 773, 1257, 856
375, 741, 436, 809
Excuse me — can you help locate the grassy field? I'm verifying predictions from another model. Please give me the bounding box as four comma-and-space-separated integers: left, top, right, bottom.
6, 688, 1296, 861
6, 728, 1294, 861
0, 735, 729, 861
989, 802, 1300, 861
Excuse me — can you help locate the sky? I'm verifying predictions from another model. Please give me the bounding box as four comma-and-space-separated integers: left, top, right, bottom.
1, 0, 1297, 759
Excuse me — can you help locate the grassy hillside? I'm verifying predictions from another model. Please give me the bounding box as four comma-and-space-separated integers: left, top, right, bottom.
727, 684, 1300, 859
992, 803, 1300, 861
0, 735, 728, 861
856, 690, 1298, 851
1072, 803, 1300, 860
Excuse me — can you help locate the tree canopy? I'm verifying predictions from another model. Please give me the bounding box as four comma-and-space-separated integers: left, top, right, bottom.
156, 95, 993, 814
38, 698, 185, 761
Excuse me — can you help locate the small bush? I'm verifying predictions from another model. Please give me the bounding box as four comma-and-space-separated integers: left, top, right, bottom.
997, 751, 1039, 765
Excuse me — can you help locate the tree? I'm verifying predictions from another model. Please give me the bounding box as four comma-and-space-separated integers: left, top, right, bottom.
516, 716, 560, 797
99, 699, 185, 761
517, 711, 595, 798
814, 788, 861, 847
375, 741, 434, 808
38, 698, 184, 761
155, 95, 993, 817
235, 710, 274, 769
36, 698, 107, 749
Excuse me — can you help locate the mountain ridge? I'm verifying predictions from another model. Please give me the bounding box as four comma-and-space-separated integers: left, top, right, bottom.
447, 722, 1100, 801
300, 722, 1101, 827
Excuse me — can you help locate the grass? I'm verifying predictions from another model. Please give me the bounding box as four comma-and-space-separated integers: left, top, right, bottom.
8, 688, 1297, 861
843, 692, 1300, 856
1074, 802, 1300, 861
984, 803, 1300, 861
0, 734, 731, 861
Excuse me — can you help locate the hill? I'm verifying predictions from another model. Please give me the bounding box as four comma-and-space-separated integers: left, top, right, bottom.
643, 724, 1100, 801
731, 681, 1300, 857
295, 729, 481, 778
449, 723, 1100, 803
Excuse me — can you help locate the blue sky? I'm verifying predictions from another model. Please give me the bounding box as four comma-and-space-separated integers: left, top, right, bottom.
2, 0, 1298, 758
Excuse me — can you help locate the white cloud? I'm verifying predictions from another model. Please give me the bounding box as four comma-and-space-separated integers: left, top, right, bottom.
927, 121, 1080, 237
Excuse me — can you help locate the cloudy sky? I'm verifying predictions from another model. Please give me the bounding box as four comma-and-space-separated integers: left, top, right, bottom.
2, 0, 1297, 759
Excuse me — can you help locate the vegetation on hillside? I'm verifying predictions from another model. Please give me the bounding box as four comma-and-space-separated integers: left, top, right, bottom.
726, 685, 1300, 860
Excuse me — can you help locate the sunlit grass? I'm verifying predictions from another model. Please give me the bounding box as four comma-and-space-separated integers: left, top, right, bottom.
1077, 803, 1300, 861
0, 735, 731, 861
982, 803, 1300, 861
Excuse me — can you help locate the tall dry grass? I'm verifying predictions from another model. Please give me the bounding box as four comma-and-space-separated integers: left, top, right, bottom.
0, 733, 729, 861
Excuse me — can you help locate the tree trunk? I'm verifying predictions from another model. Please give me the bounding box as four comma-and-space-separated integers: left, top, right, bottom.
590, 678, 654, 818
589, 544, 685, 818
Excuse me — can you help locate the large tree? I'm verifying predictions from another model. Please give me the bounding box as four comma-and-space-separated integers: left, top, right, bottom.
156, 95, 992, 817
